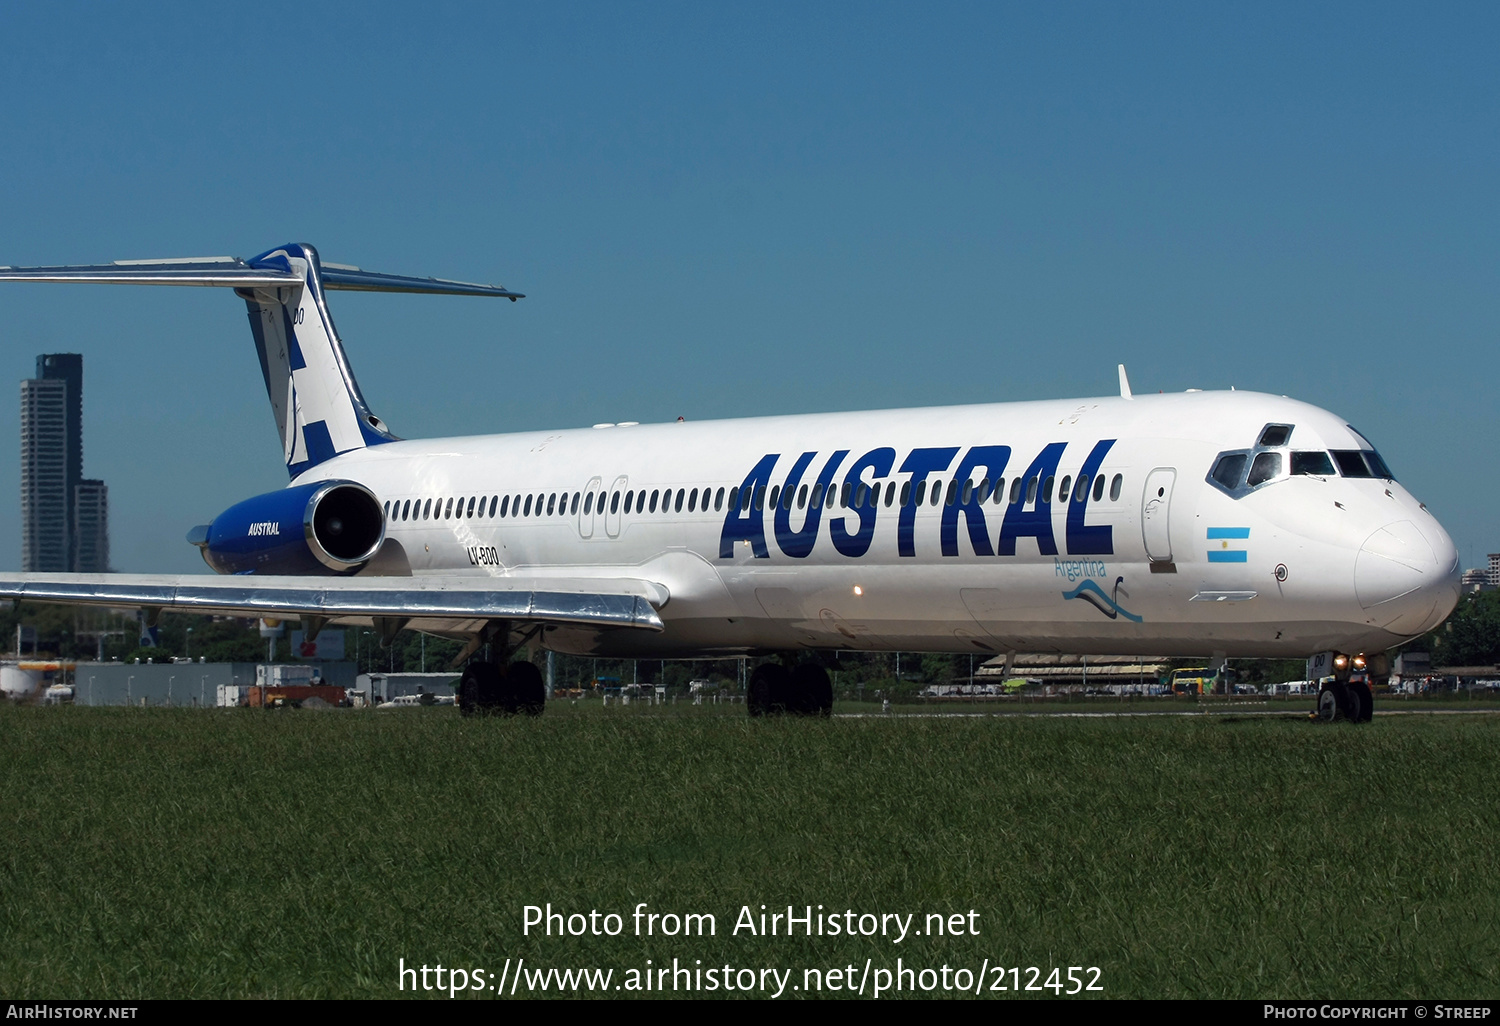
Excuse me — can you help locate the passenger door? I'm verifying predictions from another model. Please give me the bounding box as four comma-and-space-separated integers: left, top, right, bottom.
1141, 468, 1176, 567
579, 475, 601, 539
605, 475, 628, 539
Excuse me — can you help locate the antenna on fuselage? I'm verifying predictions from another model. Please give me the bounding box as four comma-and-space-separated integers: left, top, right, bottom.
1118, 364, 1134, 400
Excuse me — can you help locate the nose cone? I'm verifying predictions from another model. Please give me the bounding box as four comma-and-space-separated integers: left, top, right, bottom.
1355, 519, 1460, 636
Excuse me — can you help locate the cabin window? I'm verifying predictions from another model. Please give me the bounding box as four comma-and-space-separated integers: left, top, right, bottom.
1073, 476, 1088, 502
975, 478, 990, 504
853, 483, 867, 508
500, 496, 510, 517
1041, 476, 1054, 504
1092, 475, 1104, 502
961, 480, 973, 505
1259, 424, 1293, 447
444, 497, 454, 519
570, 493, 579, 515
1211, 453, 1248, 490
899, 481, 911, 507
674, 488, 685, 512
798, 484, 808, 509
811, 484, 823, 510
1246, 452, 1283, 488
383, 501, 390, 520
768, 486, 780, 511
715, 487, 725, 511
1057, 477, 1070, 505
610, 492, 620, 514
1109, 474, 1122, 501
727, 487, 739, 513
631, 491, 641, 513
885, 481, 896, 507
685, 488, 695, 512
400, 499, 410, 521
584, 493, 594, 516
546, 493, 556, 515
466, 496, 476, 517
945, 480, 957, 506
524, 495, 533, 516
1010, 478, 1023, 504
913, 481, 926, 506
992, 478, 1005, 505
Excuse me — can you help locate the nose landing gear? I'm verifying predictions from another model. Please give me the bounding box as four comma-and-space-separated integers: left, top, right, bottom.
1310, 651, 1378, 724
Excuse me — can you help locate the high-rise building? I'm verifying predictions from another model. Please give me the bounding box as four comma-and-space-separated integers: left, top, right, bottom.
21, 353, 106, 572
20, 377, 69, 571
1489, 553, 1500, 589
73, 478, 109, 573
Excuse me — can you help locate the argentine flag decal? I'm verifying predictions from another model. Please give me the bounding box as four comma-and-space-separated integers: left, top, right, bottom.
1207, 527, 1250, 562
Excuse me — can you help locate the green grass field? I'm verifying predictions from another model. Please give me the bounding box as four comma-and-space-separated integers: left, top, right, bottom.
2, 702, 1497, 999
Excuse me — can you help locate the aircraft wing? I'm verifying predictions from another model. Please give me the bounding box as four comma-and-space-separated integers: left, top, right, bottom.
0, 574, 665, 633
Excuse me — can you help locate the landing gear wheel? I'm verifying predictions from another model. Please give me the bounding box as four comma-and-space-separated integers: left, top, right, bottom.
1347, 682, 1373, 724
1316, 683, 1344, 723
748, 663, 791, 717
460, 662, 502, 717
789, 663, 834, 717
508, 661, 546, 717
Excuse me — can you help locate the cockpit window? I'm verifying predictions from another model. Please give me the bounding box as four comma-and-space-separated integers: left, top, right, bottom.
1258, 424, 1293, 447
1246, 451, 1282, 487
1290, 451, 1336, 476
1210, 453, 1248, 490
1332, 450, 1373, 478
1363, 450, 1395, 480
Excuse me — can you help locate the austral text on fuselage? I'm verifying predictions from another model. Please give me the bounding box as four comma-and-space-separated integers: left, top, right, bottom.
718, 440, 1117, 560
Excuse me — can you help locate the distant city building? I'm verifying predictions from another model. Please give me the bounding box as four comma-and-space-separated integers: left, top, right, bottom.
1489, 553, 1500, 589
73, 478, 109, 573
1461, 568, 1490, 594
20, 353, 107, 572
20, 377, 69, 571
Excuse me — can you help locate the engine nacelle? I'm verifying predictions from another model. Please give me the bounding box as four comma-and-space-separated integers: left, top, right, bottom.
190, 480, 385, 575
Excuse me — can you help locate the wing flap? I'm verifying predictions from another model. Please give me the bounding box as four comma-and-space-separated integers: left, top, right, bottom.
0, 574, 665, 632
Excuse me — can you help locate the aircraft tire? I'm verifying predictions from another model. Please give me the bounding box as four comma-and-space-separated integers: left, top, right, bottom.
748, 663, 791, 717
461, 662, 502, 717
508, 661, 546, 716
790, 663, 834, 717
1315, 683, 1343, 723
1348, 682, 1373, 724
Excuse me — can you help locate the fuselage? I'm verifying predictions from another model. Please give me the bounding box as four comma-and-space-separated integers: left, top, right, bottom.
295, 389, 1461, 660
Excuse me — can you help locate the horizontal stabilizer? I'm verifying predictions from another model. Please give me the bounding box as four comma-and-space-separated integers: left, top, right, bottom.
0, 573, 665, 632
0, 256, 523, 298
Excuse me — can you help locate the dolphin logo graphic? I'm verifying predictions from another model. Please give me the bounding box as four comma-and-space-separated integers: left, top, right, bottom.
1062, 576, 1143, 623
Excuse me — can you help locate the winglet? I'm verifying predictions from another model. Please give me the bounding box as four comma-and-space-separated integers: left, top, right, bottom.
1118, 364, 1134, 400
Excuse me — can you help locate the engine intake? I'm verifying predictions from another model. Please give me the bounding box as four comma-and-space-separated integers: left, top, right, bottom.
192, 480, 385, 575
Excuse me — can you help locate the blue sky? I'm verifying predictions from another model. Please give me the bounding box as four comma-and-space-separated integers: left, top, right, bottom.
0, 2, 1495, 572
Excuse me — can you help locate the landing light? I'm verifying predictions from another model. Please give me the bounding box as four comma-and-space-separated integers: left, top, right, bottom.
1333, 654, 1350, 671
1352, 655, 1367, 671
853, 586, 863, 596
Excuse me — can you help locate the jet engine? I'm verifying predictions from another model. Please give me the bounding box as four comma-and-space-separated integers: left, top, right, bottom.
189, 480, 385, 575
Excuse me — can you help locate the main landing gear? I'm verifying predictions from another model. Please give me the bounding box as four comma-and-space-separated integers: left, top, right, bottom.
747, 662, 834, 717
458, 660, 546, 717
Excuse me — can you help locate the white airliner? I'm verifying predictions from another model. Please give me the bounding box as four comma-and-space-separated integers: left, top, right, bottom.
0, 244, 1460, 722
